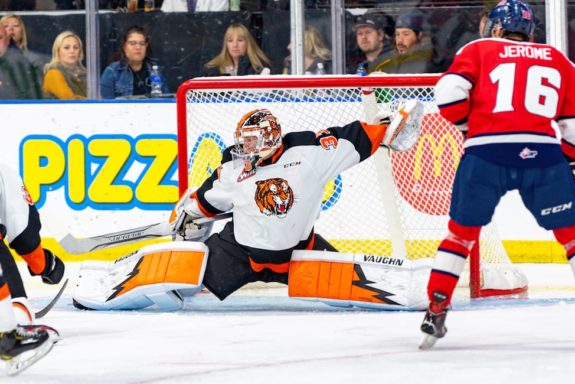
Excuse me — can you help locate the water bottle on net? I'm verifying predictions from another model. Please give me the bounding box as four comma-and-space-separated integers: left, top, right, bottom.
356, 63, 367, 76
314, 62, 326, 75
150, 65, 162, 98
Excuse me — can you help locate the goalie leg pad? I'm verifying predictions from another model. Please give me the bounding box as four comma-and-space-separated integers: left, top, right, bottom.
288, 250, 430, 310
73, 241, 209, 311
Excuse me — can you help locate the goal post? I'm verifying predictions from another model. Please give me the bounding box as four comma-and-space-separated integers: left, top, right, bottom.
176, 74, 528, 299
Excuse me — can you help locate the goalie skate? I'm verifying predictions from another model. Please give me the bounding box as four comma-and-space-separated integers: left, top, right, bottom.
1, 325, 56, 376
383, 99, 424, 152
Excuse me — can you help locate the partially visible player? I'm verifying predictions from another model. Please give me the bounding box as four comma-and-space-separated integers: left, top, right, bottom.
0, 267, 57, 375
0, 165, 60, 375
420, 0, 575, 349
0, 165, 65, 325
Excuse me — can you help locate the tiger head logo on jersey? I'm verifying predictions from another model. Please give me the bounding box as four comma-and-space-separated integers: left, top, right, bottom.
254, 178, 294, 218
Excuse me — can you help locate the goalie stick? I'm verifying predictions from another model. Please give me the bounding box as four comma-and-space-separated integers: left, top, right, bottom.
361, 87, 409, 258
58, 213, 232, 254
35, 278, 69, 318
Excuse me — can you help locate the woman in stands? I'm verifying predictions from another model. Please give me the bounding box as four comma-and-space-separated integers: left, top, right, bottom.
42, 30, 86, 99
203, 23, 272, 76
282, 25, 332, 74
100, 25, 169, 99
1, 14, 48, 68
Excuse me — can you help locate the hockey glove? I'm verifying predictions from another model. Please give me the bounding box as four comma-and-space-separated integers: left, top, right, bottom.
173, 214, 213, 242
381, 100, 424, 152
27, 249, 65, 285
371, 107, 393, 126
171, 201, 213, 242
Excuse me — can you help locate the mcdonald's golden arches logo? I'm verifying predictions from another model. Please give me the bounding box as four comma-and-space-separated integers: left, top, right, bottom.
391, 113, 463, 216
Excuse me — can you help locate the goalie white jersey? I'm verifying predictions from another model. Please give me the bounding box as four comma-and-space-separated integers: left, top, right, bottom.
184, 120, 388, 253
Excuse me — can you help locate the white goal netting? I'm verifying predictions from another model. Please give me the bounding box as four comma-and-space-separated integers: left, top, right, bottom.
177, 75, 528, 297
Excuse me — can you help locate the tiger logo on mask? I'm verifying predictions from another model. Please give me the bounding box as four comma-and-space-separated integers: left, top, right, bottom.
254, 178, 294, 218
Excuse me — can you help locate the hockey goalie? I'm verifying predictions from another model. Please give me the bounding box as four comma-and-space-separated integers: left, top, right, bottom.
73, 100, 428, 311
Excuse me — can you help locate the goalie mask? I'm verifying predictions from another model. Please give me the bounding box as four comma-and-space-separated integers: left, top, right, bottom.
234, 109, 282, 160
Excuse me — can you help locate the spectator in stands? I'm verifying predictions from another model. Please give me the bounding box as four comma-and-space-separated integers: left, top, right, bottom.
161, 0, 228, 12
100, 25, 169, 99
203, 23, 272, 76
249, 0, 325, 9
1, 14, 49, 68
373, 10, 433, 74
42, 30, 86, 99
282, 25, 331, 75
0, 20, 43, 99
478, 9, 489, 37
7, 0, 35, 10
347, 13, 393, 75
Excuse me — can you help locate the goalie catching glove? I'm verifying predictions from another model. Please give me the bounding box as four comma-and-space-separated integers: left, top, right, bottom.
380, 99, 424, 152
169, 189, 213, 242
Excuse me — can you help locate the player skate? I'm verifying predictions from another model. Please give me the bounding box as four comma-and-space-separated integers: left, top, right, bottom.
0, 324, 57, 376
419, 291, 449, 350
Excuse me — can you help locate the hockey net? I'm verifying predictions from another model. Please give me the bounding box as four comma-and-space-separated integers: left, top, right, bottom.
176, 75, 528, 299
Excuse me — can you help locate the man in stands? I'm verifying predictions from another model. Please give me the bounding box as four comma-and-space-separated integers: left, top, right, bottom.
419, 0, 575, 349
374, 10, 433, 74
347, 14, 393, 75
0, 22, 42, 99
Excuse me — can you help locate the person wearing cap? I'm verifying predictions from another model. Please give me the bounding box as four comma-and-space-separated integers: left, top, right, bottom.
373, 10, 433, 74
347, 14, 393, 75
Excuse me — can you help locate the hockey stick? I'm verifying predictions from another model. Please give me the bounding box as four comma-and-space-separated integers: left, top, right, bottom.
35, 278, 68, 319
58, 213, 232, 254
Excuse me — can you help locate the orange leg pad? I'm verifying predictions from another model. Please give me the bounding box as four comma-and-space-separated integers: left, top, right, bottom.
289, 250, 430, 310
73, 241, 209, 311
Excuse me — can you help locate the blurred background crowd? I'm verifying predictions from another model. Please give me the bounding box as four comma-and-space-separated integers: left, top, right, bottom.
0, 0, 569, 100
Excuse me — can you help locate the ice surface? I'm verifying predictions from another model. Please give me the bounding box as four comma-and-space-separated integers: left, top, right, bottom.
4, 263, 575, 383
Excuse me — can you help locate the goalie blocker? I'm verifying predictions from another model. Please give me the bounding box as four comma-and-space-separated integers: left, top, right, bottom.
73, 241, 430, 311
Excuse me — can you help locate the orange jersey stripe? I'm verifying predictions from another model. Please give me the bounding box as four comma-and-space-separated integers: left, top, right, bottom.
360, 121, 387, 155
190, 191, 216, 218
0, 283, 10, 301
249, 257, 289, 274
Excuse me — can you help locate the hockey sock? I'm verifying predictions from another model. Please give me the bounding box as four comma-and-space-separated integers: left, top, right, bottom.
427, 219, 481, 306
553, 225, 575, 277
0, 276, 17, 332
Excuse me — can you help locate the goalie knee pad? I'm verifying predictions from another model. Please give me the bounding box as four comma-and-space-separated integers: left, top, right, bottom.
73, 241, 209, 311
288, 250, 430, 310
